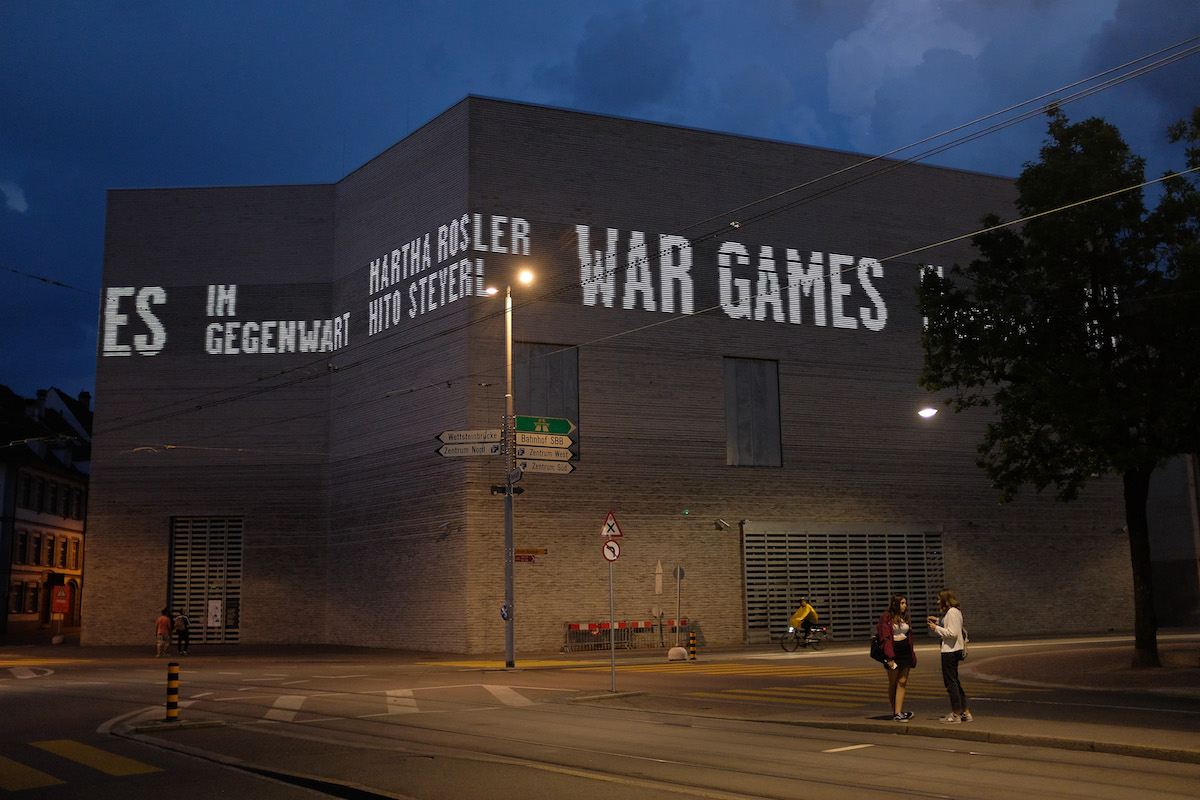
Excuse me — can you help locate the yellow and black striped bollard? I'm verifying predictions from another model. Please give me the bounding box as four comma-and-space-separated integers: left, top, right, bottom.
166, 662, 179, 721
689, 631, 697, 660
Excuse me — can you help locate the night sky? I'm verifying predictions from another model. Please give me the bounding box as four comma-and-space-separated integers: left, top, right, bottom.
3, 0, 1198, 400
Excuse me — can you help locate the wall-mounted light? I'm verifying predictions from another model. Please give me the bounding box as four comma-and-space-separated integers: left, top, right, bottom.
918, 407, 938, 419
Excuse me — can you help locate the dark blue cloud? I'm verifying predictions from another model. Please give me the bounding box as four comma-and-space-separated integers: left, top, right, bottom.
558, 2, 694, 114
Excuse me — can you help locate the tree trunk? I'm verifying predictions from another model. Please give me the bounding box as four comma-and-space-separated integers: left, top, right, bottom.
1123, 465, 1160, 668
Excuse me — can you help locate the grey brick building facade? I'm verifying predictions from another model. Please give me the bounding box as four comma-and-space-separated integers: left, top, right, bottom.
85, 97, 1131, 653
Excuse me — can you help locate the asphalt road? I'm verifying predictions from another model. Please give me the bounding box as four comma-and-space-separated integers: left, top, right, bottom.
2, 637, 1198, 798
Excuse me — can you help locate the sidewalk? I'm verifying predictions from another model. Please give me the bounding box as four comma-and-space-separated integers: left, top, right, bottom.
575, 636, 1200, 764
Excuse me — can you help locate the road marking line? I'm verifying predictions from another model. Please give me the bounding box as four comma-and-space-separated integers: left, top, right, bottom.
32, 740, 160, 776
312, 674, 369, 679
484, 685, 535, 706
824, 744, 875, 753
264, 695, 306, 721
385, 689, 419, 714
0, 755, 64, 790
690, 691, 862, 708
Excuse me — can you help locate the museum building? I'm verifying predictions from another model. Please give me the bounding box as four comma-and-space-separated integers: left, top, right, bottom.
84, 97, 1135, 653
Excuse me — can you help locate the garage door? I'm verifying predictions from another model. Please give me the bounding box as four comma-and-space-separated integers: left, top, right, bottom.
743, 522, 944, 643
169, 517, 243, 644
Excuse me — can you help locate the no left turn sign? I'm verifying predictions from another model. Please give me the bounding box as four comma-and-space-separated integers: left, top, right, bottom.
602, 540, 621, 562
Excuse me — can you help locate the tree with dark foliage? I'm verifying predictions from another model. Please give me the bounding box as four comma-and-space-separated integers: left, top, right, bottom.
918, 107, 1200, 668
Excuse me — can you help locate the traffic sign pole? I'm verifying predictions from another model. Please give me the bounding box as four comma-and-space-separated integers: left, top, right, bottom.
609, 555, 617, 693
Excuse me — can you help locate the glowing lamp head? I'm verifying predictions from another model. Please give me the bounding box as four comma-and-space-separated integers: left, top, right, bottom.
918, 407, 938, 419
518, 269, 534, 285
485, 286, 499, 296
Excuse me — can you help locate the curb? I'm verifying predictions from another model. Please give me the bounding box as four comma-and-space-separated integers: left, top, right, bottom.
791, 719, 1200, 764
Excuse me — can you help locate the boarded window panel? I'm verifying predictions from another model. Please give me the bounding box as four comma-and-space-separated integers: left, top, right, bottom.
169, 517, 243, 644
724, 357, 782, 467
742, 523, 944, 643
516, 342, 580, 454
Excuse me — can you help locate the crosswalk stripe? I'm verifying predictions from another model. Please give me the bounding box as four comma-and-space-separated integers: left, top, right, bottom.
31, 740, 160, 777
263, 695, 306, 722
385, 689, 420, 714
0, 755, 64, 791
484, 685, 535, 707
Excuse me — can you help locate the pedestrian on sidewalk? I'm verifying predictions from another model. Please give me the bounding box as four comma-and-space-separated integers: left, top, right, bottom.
155, 608, 173, 657
928, 588, 972, 724
174, 609, 191, 655
878, 594, 916, 721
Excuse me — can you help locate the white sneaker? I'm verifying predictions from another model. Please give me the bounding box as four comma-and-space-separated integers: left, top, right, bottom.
960, 712, 973, 722
940, 714, 961, 724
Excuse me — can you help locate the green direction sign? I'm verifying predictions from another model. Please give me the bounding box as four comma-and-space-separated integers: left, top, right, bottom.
514, 415, 576, 435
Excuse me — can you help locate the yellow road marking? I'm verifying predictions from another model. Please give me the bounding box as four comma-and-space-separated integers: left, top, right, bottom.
0, 659, 90, 668
0, 755, 64, 791
31, 740, 160, 776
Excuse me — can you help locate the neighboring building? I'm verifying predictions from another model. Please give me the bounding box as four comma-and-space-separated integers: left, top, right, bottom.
87, 97, 1137, 654
1, 386, 90, 638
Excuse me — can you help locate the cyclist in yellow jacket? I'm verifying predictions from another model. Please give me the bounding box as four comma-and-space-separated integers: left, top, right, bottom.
789, 597, 818, 638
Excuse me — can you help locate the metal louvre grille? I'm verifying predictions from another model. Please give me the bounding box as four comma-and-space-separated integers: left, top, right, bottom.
169, 517, 243, 644
743, 523, 944, 643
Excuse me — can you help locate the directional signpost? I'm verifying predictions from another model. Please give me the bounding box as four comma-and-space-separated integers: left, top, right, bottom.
438, 429, 502, 444
514, 416, 576, 435
518, 459, 574, 475
515, 445, 572, 461
438, 443, 502, 457
511, 416, 577, 475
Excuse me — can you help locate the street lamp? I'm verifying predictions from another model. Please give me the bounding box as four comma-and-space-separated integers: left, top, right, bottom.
487, 268, 533, 668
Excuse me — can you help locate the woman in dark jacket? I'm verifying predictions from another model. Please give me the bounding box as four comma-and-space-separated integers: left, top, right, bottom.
878, 594, 917, 721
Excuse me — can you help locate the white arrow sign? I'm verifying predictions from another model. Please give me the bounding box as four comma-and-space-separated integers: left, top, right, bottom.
438, 429, 502, 444
515, 445, 573, 461
438, 443, 502, 457
518, 459, 575, 475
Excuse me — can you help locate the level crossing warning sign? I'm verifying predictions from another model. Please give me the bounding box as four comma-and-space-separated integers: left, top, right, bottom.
600, 510, 622, 538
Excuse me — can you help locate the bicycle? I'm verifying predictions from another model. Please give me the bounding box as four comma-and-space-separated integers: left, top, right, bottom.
780, 623, 829, 652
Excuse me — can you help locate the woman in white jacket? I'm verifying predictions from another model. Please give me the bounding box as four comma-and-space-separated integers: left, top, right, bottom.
927, 588, 972, 724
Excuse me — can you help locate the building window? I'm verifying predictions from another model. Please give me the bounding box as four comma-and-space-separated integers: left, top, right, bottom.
76, 490, 87, 520
26, 583, 39, 614
59, 539, 68, 569
34, 478, 45, 512
31, 534, 41, 566
71, 539, 80, 570
18, 473, 31, 508
515, 341, 580, 450
724, 357, 782, 466
15, 530, 28, 564
48, 483, 59, 516
7, 582, 20, 614
44, 536, 55, 567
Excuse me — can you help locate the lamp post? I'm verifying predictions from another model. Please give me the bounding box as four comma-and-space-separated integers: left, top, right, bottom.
489, 269, 532, 669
